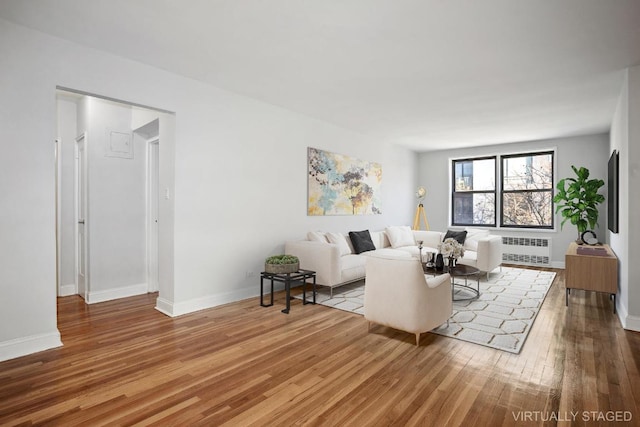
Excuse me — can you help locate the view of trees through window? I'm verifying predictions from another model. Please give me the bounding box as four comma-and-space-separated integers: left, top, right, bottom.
501, 152, 554, 228
451, 151, 554, 229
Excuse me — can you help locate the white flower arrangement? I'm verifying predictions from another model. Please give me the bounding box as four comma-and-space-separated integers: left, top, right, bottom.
439, 237, 465, 259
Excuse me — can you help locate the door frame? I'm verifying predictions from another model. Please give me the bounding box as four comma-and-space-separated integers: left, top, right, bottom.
75, 132, 89, 300
55, 138, 62, 296
146, 137, 160, 293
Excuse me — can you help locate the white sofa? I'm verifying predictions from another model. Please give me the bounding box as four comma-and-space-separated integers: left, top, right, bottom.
284, 226, 502, 296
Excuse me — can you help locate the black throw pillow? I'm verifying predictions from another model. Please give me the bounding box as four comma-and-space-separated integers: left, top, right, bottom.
444, 229, 467, 244
349, 230, 376, 254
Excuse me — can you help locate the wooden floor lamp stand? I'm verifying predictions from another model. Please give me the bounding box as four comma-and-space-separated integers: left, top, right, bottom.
412, 203, 430, 230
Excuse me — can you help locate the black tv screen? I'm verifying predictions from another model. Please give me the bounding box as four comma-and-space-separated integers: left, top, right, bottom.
608, 150, 619, 233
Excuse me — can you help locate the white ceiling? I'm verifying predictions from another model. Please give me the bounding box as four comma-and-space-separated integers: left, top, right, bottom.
2, 0, 639, 151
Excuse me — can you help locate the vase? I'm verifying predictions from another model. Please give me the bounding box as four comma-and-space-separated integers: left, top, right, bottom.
426, 252, 435, 267
448, 256, 455, 269
435, 253, 444, 271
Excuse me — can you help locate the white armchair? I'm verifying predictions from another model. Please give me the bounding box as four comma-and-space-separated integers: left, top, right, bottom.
364, 256, 452, 346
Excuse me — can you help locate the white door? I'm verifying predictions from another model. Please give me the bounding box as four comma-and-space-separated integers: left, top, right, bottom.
147, 139, 160, 292
75, 134, 88, 300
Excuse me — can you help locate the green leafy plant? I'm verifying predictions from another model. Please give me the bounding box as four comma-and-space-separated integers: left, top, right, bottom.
553, 165, 605, 235
265, 254, 299, 265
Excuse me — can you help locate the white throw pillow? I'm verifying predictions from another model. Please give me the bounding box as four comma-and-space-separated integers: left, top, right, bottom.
464, 228, 490, 251
385, 226, 415, 248
307, 231, 328, 243
326, 232, 353, 256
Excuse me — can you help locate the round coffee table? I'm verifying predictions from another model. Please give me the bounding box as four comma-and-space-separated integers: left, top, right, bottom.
423, 263, 481, 301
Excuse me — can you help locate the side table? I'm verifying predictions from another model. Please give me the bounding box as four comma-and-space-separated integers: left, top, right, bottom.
565, 242, 617, 313
260, 269, 316, 314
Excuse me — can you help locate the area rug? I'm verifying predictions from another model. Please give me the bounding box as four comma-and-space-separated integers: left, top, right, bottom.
293, 266, 556, 353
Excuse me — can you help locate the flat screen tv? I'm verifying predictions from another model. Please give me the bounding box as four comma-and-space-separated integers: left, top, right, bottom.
607, 150, 619, 233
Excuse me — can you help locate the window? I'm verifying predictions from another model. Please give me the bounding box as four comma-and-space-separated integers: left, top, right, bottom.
451, 151, 555, 229
501, 151, 554, 228
451, 157, 496, 226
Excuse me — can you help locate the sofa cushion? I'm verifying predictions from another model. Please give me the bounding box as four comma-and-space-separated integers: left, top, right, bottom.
444, 229, 467, 244
307, 231, 328, 243
412, 230, 444, 249
457, 250, 478, 267
464, 228, 490, 251
368, 231, 389, 249
386, 226, 415, 248
361, 248, 413, 259
349, 230, 376, 254
326, 232, 353, 256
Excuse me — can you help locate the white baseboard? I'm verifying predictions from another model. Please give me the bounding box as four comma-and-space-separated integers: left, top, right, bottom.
58, 283, 77, 297
616, 301, 640, 332
617, 301, 628, 328
550, 261, 565, 269
154, 297, 174, 317
0, 331, 62, 362
155, 286, 258, 317
86, 283, 148, 304
624, 314, 640, 332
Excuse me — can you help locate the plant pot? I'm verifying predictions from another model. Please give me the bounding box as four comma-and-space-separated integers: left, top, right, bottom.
265, 262, 299, 274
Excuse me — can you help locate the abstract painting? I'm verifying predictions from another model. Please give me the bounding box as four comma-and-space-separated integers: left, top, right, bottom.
308, 147, 382, 216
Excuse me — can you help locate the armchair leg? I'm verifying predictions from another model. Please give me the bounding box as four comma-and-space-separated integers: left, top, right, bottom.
415, 333, 421, 346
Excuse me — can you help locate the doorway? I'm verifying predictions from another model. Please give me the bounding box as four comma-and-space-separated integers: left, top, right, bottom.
55, 89, 173, 305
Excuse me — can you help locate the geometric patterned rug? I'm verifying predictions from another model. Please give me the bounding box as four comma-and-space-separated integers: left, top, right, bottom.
434, 267, 556, 353
293, 266, 556, 353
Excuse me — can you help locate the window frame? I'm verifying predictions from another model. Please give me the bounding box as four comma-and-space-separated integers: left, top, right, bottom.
499, 150, 555, 230
450, 156, 497, 227
450, 150, 556, 230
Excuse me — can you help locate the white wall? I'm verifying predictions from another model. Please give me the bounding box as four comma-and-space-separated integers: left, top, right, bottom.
0, 20, 61, 359
629, 66, 640, 331
0, 18, 416, 360
80, 97, 148, 302
610, 65, 640, 331
417, 134, 610, 267
168, 83, 416, 314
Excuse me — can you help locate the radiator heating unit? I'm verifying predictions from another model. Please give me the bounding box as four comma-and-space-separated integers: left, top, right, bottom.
501, 236, 551, 266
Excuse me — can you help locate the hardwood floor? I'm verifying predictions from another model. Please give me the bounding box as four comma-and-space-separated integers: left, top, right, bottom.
1, 268, 639, 426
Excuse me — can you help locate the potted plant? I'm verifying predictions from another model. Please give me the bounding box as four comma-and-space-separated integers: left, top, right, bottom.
553, 165, 605, 242
265, 254, 300, 274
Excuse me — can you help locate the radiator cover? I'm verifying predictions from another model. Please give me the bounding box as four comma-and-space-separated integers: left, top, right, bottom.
501, 236, 551, 266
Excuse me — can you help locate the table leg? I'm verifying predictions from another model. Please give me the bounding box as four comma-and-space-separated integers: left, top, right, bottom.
312, 275, 316, 304
270, 277, 274, 306
260, 275, 273, 307
613, 293, 616, 314
302, 277, 307, 304
302, 275, 316, 305
566, 288, 569, 306
282, 278, 291, 314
